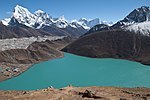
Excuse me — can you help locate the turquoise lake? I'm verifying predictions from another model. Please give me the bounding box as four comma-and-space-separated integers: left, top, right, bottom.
0, 53, 150, 90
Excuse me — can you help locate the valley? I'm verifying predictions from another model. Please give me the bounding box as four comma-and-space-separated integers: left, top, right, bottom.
0, 3, 150, 100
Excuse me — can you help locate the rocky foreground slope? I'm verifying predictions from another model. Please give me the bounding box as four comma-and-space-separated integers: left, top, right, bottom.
1, 86, 150, 100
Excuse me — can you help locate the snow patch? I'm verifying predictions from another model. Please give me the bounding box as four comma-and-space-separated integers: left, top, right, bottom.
124, 21, 150, 36
1, 18, 11, 26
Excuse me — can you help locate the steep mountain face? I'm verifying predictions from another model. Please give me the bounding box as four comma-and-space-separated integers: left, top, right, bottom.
3, 5, 52, 29
117, 6, 150, 36
12, 5, 36, 27
63, 6, 150, 65
34, 10, 52, 29
63, 29, 150, 65
85, 6, 150, 37
1, 5, 113, 38
113, 6, 150, 28
0, 22, 17, 38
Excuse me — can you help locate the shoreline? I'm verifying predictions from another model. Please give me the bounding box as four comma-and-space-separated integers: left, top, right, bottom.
1, 51, 150, 84
63, 51, 150, 66
0, 36, 71, 82
1, 52, 150, 90
0, 51, 64, 82
1, 52, 150, 99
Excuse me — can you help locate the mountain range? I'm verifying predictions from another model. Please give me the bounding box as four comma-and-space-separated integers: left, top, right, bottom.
63, 6, 150, 65
86, 6, 150, 35
1, 5, 150, 65
0, 5, 112, 39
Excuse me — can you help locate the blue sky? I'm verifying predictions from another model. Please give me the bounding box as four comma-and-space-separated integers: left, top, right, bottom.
0, 0, 150, 22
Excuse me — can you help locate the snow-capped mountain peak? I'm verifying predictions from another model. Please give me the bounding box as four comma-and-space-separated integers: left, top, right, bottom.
33, 9, 52, 29
1, 5, 112, 30
71, 18, 113, 30
57, 15, 66, 21
138, 6, 150, 12
79, 18, 88, 23
114, 6, 150, 36
126, 6, 150, 23
1, 18, 11, 26
13, 5, 34, 19
52, 15, 69, 28
71, 19, 90, 29
14, 5, 32, 15
113, 6, 150, 28
78, 18, 89, 26
13, 5, 36, 27
34, 10, 50, 18
34, 10, 45, 15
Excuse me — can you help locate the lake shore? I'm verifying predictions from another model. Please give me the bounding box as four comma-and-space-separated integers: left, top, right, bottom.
0, 37, 71, 82
0, 52, 64, 82
1, 86, 150, 100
